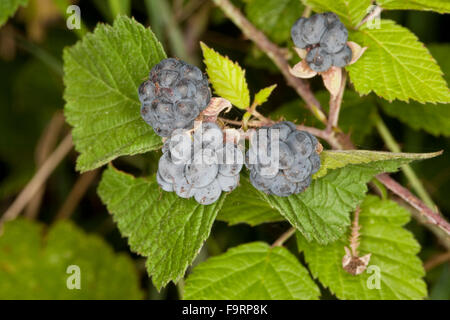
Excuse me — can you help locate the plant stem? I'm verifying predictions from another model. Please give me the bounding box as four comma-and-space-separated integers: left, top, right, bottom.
54, 170, 99, 220
356, 5, 383, 29
424, 251, 450, 271
272, 227, 296, 247
349, 207, 361, 256
326, 70, 347, 132
302, 6, 312, 18
374, 113, 437, 210
377, 173, 450, 236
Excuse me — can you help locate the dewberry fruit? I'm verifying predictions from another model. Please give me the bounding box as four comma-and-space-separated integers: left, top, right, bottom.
139, 58, 211, 137
320, 20, 348, 54
332, 44, 352, 67
291, 18, 308, 49
156, 122, 243, 205
246, 121, 321, 197
301, 13, 328, 45
306, 47, 332, 72
291, 12, 353, 72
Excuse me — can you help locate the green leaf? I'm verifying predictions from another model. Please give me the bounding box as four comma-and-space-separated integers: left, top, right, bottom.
64, 15, 166, 172
200, 42, 250, 109
301, 0, 372, 28
348, 20, 450, 104
379, 44, 450, 136
0, 0, 28, 26
0, 219, 143, 299
314, 150, 442, 179
184, 242, 320, 300
254, 84, 277, 107
246, 0, 304, 43
97, 165, 226, 290
218, 175, 283, 226
377, 0, 450, 13
297, 195, 427, 300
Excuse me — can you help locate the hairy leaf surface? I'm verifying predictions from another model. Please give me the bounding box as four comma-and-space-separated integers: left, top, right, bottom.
379, 44, 450, 136
64, 16, 165, 172
97, 165, 225, 290
184, 242, 320, 300
348, 20, 450, 104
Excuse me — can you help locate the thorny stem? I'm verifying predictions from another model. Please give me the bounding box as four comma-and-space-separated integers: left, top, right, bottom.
213, 0, 450, 244
248, 108, 275, 124
272, 227, 296, 248
377, 173, 450, 236
349, 207, 361, 256
220, 115, 332, 142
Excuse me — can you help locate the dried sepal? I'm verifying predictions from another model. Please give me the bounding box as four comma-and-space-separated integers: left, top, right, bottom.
321, 66, 342, 97
347, 41, 367, 65
316, 142, 323, 154
294, 47, 307, 60
199, 97, 232, 122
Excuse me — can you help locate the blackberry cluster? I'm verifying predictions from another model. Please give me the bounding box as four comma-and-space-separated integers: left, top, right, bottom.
245, 122, 320, 197
157, 122, 244, 205
291, 13, 352, 72
139, 58, 211, 137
